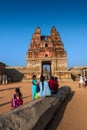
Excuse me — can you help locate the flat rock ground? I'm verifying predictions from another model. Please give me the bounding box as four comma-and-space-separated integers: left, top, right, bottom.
0, 81, 87, 130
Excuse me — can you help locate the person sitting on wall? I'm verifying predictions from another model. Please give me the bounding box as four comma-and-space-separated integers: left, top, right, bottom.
48, 76, 54, 93
11, 88, 23, 109
53, 77, 59, 93
35, 75, 51, 98
48, 76, 58, 94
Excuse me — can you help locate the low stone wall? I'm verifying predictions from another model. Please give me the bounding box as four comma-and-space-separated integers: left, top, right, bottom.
6, 66, 72, 82
0, 86, 71, 130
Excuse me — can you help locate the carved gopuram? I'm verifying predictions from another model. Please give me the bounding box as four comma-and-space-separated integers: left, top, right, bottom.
26, 26, 71, 81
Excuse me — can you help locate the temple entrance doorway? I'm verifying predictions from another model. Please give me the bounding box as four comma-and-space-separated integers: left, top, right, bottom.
41, 61, 51, 80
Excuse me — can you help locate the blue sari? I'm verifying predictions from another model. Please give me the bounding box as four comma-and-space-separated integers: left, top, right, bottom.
32, 79, 37, 99
35, 81, 51, 98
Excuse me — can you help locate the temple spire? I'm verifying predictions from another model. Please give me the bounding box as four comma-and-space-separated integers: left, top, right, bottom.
31, 27, 41, 44
35, 27, 40, 34
51, 26, 57, 35
51, 26, 61, 41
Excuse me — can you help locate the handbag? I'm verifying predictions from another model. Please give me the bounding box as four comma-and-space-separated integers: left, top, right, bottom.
36, 84, 40, 92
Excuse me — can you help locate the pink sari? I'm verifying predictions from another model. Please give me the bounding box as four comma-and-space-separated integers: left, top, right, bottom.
11, 94, 23, 108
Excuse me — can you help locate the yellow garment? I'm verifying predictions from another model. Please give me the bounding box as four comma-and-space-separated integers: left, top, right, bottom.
34, 93, 39, 99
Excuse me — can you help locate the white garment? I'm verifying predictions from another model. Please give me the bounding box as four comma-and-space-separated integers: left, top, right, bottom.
38, 81, 51, 97
79, 76, 84, 83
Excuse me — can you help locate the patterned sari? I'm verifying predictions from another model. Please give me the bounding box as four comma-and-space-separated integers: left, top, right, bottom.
11, 94, 23, 108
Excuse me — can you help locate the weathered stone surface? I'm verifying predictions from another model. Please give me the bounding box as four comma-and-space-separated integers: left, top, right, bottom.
26, 26, 71, 81
70, 66, 87, 81
0, 86, 71, 130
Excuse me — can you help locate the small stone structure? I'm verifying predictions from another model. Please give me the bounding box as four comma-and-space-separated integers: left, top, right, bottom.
0, 86, 71, 130
70, 66, 87, 81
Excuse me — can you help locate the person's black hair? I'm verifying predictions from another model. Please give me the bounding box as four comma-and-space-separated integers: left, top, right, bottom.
40, 75, 44, 91
32, 75, 36, 79
15, 88, 23, 101
54, 77, 58, 81
15, 88, 20, 93
50, 76, 54, 80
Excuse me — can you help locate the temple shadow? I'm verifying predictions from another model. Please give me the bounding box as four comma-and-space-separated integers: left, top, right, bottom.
0, 101, 10, 107
6, 68, 24, 82
45, 91, 75, 130
0, 95, 31, 107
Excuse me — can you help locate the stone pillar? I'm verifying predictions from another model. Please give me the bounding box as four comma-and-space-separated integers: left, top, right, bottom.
2, 74, 8, 84
0, 75, 2, 84
81, 69, 83, 77
83, 69, 85, 80
86, 69, 87, 78
2, 75, 5, 84
5, 75, 8, 84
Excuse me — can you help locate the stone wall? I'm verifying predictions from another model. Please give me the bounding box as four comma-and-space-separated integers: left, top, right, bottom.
0, 86, 71, 130
6, 66, 41, 82
69, 66, 87, 81
6, 65, 87, 82
6, 66, 71, 82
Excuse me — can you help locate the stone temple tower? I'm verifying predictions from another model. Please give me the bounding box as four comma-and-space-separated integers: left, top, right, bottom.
26, 26, 71, 81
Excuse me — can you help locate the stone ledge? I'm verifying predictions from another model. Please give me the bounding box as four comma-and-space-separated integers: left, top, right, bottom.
0, 86, 71, 130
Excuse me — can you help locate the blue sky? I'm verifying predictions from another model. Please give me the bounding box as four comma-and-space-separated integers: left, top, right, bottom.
0, 0, 87, 68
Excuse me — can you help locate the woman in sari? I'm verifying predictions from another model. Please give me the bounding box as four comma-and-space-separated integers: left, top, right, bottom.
11, 88, 23, 109
35, 76, 51, 98
32, 75, 38, 99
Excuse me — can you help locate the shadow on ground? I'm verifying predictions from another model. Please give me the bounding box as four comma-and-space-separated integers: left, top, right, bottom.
0, 95, 31, 107
0, 86, 22, 92
45, 91, 75, 130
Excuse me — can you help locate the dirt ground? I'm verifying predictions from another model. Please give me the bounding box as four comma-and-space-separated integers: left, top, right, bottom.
45, 81, 87, 130
0, 81, 87, 130
0, 82, 32, 114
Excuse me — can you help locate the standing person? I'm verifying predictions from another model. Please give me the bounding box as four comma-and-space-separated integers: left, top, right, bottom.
11, 88, 23, 109
32, 75, 38, 99
79, 75, 84, 87
35, 75, 51, 98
